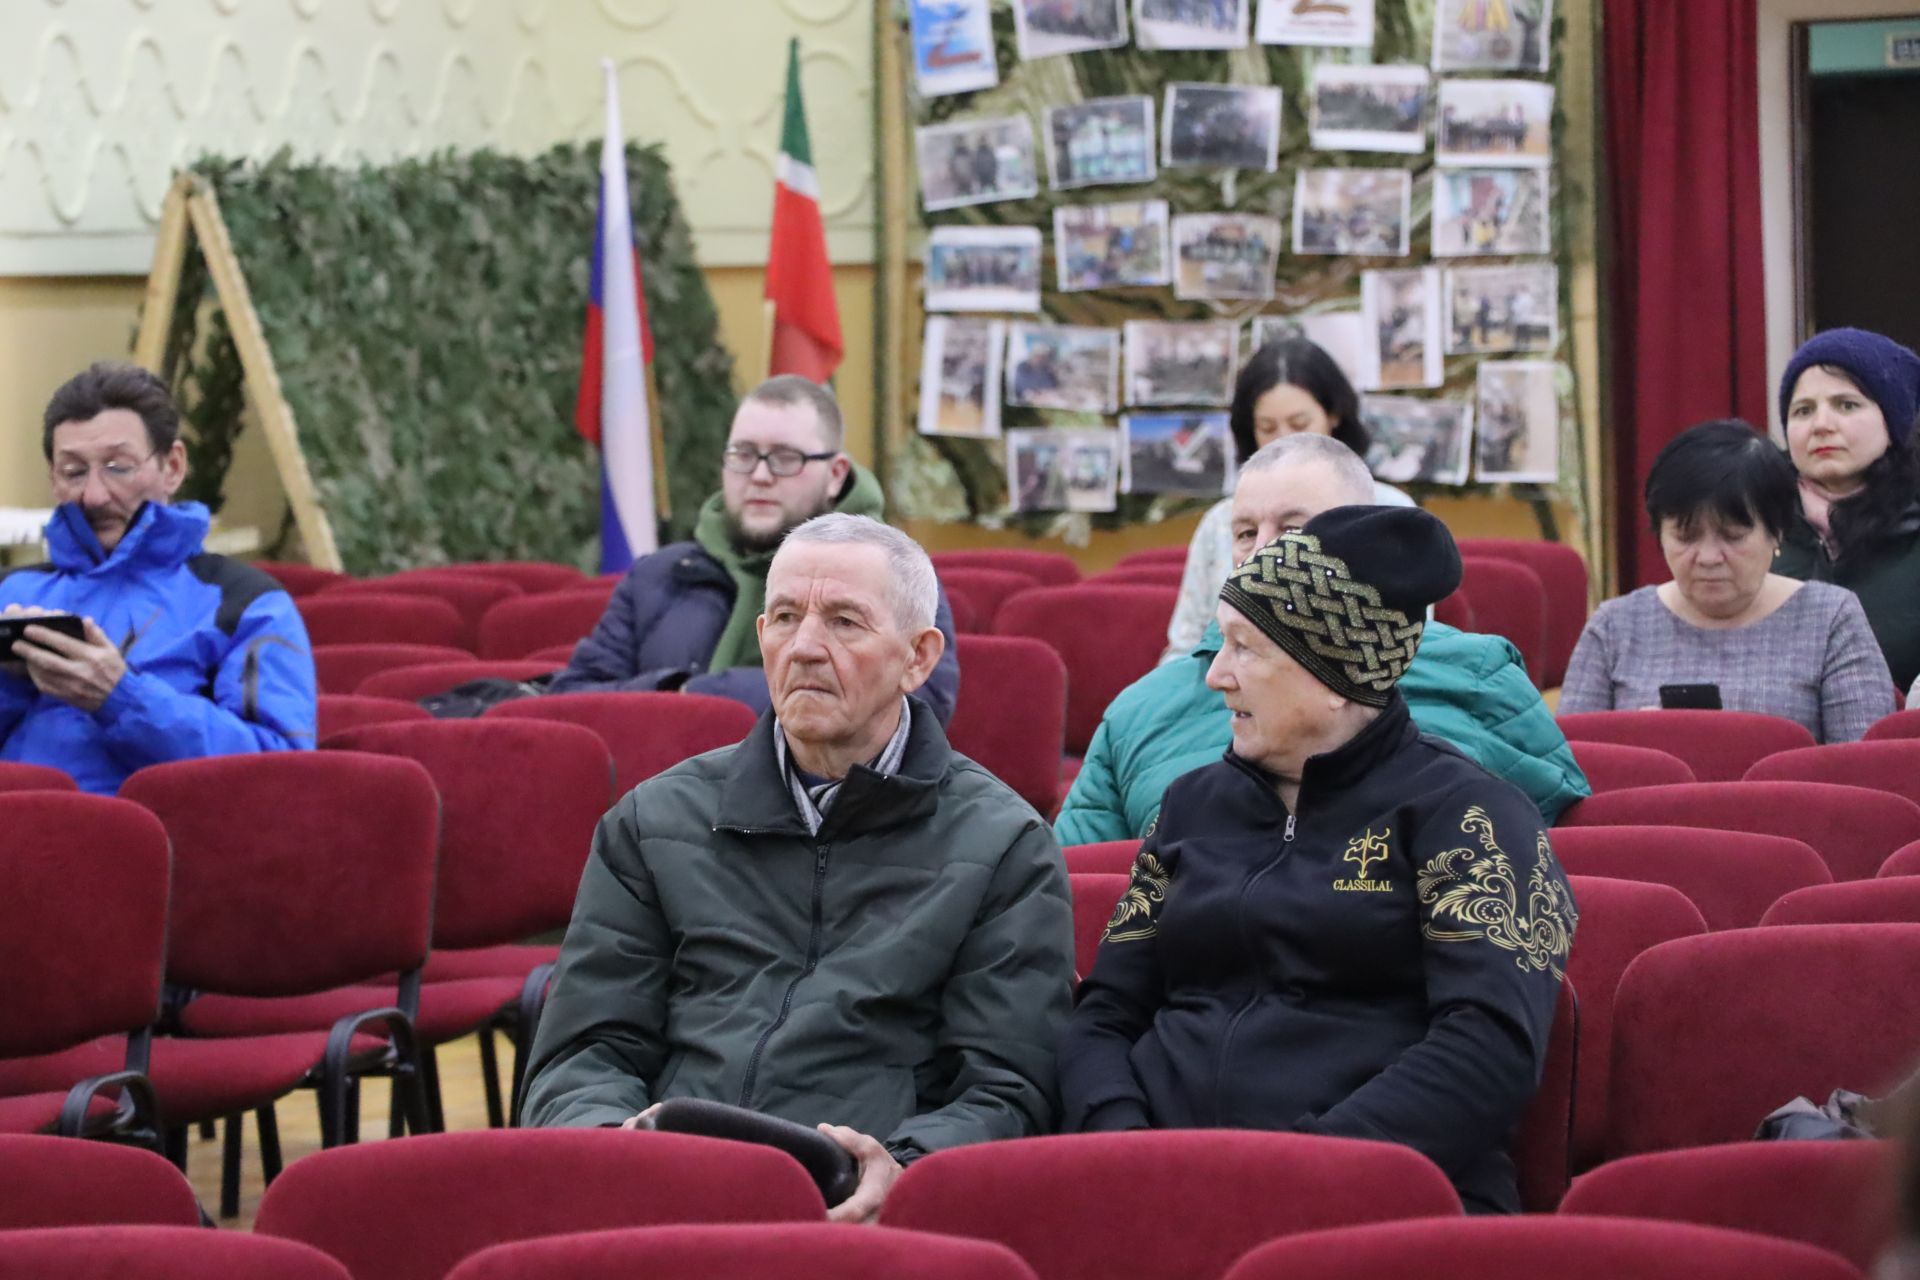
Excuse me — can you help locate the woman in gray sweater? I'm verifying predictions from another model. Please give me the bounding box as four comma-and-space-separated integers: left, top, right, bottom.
1560, 420, 1892, 743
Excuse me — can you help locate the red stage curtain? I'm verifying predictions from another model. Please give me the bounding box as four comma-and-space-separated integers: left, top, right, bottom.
1605, 0, 1769, 588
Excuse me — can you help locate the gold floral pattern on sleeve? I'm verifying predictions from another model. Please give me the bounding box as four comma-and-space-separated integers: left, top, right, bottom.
1417, 807, 1578, 979
1103, 848, 1172, 944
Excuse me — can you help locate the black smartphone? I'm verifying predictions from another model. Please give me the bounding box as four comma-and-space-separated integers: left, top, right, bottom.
1659, 682, 1723, 711
0, 613, 86, 657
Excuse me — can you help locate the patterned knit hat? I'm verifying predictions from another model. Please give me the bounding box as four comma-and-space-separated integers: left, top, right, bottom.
1219, 505, 1463, 707
1778, 327, 1920, 448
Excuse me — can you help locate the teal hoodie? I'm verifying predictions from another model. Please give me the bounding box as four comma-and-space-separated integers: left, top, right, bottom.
1054, 620, 1589, 845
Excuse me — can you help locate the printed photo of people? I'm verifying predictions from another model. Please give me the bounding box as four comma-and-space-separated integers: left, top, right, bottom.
1361, 395, 1474, 485
1431, 168, 1550, 256
924, 226, 1044, 313
1251, 311, 1367, 389
1005, 324, 1120, 413
1433, 0, 1552, 73
1015, 0, 1130, 59
1256, 0, 1374, 46
916, 117, 1041, 212
1309, 64, 1429, 155
1361, 266, 1443, 390
1435, 78, 1555, 167
909, 0, 999, 97
917, 316, 1005, 438
1046, 96, 1157, 191
1135, 0, 1249, 49
1162, 83, 1281, 171
1172, 213, 1281, 301
1054, 200, 1172, 290
1444, 264, 1557, 356
1475, 360, 1560, 482
1006, 428, 1120, 512
1122, 412, 1234, 495
1292, 168, 1411, 256
1124, 319, 1240, 406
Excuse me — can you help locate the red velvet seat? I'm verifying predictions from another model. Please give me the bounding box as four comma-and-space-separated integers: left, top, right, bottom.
1115, 546, 1189, 568
0, 1227, 351, 1279
1458, 538, 1589, 688
254, 1130, 827, 1280
312, 643, 474, 695
485, 691, 756, 795
0, 760, 77, 793
996, 585, 1178, 755
946, 591, 978, 633
1457, 556, 1548, 687
879, 1131, 1460, 1280
931, 549, 1081, 586
1864, 708, 1920, 741
1555, 710, 1814, 783
1434, 584, 1477, 631
355, 660, 559, 702
1559, 1141, 1899, 1272
1761, 876, 1920, 925
1881, 840, 1920, 877
316, 694, 433, 742
938, 567, 1042, 633
1551, 826, 1830, 930
324, 573, 524, 651
1746, 739, 1920, 808
298, 593, 465, 649
1068, 874, 1128, 979
446, 1224, 1035, 1280
430, 561, 589, 594
525, 643, 581, 666
1559, 781, 1920, 882
1566, 741, 1694, 793
946, 635, 1067, 815
476, 585, 618, 659
1092, 564, 1185, 586
253, 561, 350, 597
1607, 923, 1920, 1158
1063, 841, 1138, 875
0, 1135, 200, 1228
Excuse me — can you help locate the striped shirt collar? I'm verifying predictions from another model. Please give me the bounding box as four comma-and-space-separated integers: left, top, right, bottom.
774, 697, 914, 837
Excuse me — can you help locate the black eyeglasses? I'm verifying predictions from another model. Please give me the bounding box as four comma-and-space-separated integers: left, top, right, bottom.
722, 443, 838, 478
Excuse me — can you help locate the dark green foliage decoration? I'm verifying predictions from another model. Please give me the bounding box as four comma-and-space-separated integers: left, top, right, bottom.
160, 144, 736, 572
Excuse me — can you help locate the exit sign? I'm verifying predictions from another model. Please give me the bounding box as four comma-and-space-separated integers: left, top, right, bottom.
1889, 29, 1920, 67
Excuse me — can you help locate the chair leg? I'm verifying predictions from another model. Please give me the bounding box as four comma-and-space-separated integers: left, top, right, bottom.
257, 1104, 282, 1184
219, 1114, 243, 1220
343, 1077, 361, 1145
420, 1045, 446, 1133
198, 1118, 216, 1141
477, 1028, 505, 1129
387, 1076, 406, 1139
162, 1125, 188, 1172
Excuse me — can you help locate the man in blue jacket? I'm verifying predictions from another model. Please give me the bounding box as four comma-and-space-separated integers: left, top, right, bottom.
1, 362, 316, 793
551, 375, 961, 721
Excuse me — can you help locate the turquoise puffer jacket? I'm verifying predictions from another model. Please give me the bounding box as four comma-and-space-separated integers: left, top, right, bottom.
1054, 620, 1589, 845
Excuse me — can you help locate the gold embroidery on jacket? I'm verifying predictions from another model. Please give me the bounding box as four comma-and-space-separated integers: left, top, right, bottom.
1417, 807, 1577, 978
1104, 849, 1171, 943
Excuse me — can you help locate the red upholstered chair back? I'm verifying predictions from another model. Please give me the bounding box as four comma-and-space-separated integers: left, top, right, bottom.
355, 660, 560, 701
0, 1227, 351, 1279
938, 568, 1043, 633
1560, 875, 1707, 1171
1457, 538, 1589, 688
445, 1225, 1037, 1280
946, 591, 978, 634
324, 573, 523, 651
1747, 739, 1920, 808
326, 720, 614, 948
1559, 781, 1920, 882
1068, 873, 1127, 979
946, 635, 1067, 815
1882, 840, 1920, 877
476, 585, 618, 659
1761, 876, 1920, 926
1555, 710, 1815, 782
119, 753, 439, 997
1607, 923, 1920, 1159
253, 1130, 826, 1280
1551, 826, 1830, 931
1511, 981, 1579, 1211
0, 794, 169, 1058
252, 561, 350, 597
430, 561, 589, 594
1064, 841, 1138, 875
0, 761, 77, 793
1115, 546, 1189, 569
1567, 741, 1694, 793
1559, 1141, 1900, 1273
996, 585, 1178, 755
879, 1131, 1460, 1280
931, 549, 1081, 586
485, 691, 757, 795
1865, 708, 1920, 741
1457, 556, 1548, 686
298, 593, 465, 649
316, 694, 433, 742
1093, 564, 1185, 586
311, 643, 475, 695
525, 643, 581, 666
1433, 585, 1477, 632
0, 1135, 201, 1228
1220, 1216, 1859, 1280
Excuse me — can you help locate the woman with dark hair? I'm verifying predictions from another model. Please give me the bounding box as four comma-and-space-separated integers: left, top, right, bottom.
1163, 338, 1412, 658
1559, 420, 1891, 742
1773, 327, 1920, 692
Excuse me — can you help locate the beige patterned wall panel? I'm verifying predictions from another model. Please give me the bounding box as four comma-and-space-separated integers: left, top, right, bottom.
0, 0, 874, 274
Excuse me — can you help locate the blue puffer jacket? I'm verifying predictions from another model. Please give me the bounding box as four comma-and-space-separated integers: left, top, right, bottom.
0, 502, 316, 794
549, 540, 962, 725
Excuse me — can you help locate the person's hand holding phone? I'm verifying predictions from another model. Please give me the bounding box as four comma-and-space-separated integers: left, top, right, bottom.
10, 613, 127, 712
0, 604, 60, 679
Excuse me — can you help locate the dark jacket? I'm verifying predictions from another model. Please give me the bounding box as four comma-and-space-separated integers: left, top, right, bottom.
520, 699, 1075, 1162
549, 539, 962, 724
1776, 502, 1920, 692
1057, 694, 1576, 1213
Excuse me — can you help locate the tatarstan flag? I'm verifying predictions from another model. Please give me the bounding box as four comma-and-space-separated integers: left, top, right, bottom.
764, 39, 843, 384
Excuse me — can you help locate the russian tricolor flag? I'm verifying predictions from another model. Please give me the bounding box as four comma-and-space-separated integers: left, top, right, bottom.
575, 59, 658, 573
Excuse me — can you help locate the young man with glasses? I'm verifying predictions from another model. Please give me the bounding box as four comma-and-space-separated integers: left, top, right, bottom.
551, 375, 961, 722
0, 362, 316, 793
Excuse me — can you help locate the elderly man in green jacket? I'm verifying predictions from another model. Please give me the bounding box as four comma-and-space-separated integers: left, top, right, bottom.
1055, 435, 1589, 845
522, 513, 1075, 1224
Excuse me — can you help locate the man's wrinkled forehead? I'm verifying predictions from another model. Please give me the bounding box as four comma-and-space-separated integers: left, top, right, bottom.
766, 543, 891, 619
1232, 459, 1362, 529
729, 398, 832, 452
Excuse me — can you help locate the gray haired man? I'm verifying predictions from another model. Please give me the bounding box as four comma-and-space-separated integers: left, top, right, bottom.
521, 514, 1075, 1223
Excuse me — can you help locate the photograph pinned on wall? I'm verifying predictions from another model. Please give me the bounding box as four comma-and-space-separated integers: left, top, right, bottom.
1162, 83, 1282, 172
1122, 413, 1235, 496
915, 117, 1041, 212
1250, 311, 1368, 390
1172, 213, 1281, 301
1360, 267, 1443, 390
924, 226, 1044, 313
1433, 0, 1553, 72
1124, 319, 1240, 406
1292, 168, 1411, 256
909, 0, 1000, 97
1475, 360, 1560, 483
1444, 264, 1557, 356
1134, 0, 1249, 49
1005, 323, 1121, 413
1015, 0, 1131, 59
1309, 64, 1429, 154
1435, 79, 1554, 167
1045, 96, 1157, 191
1054, 200, 1172, 290
917, 316, 1006, 438
1256, 0, 1375, 46
1005, 428, 1121, 513
1361, 396, 1474, 485
1431, 168, 1549, 256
